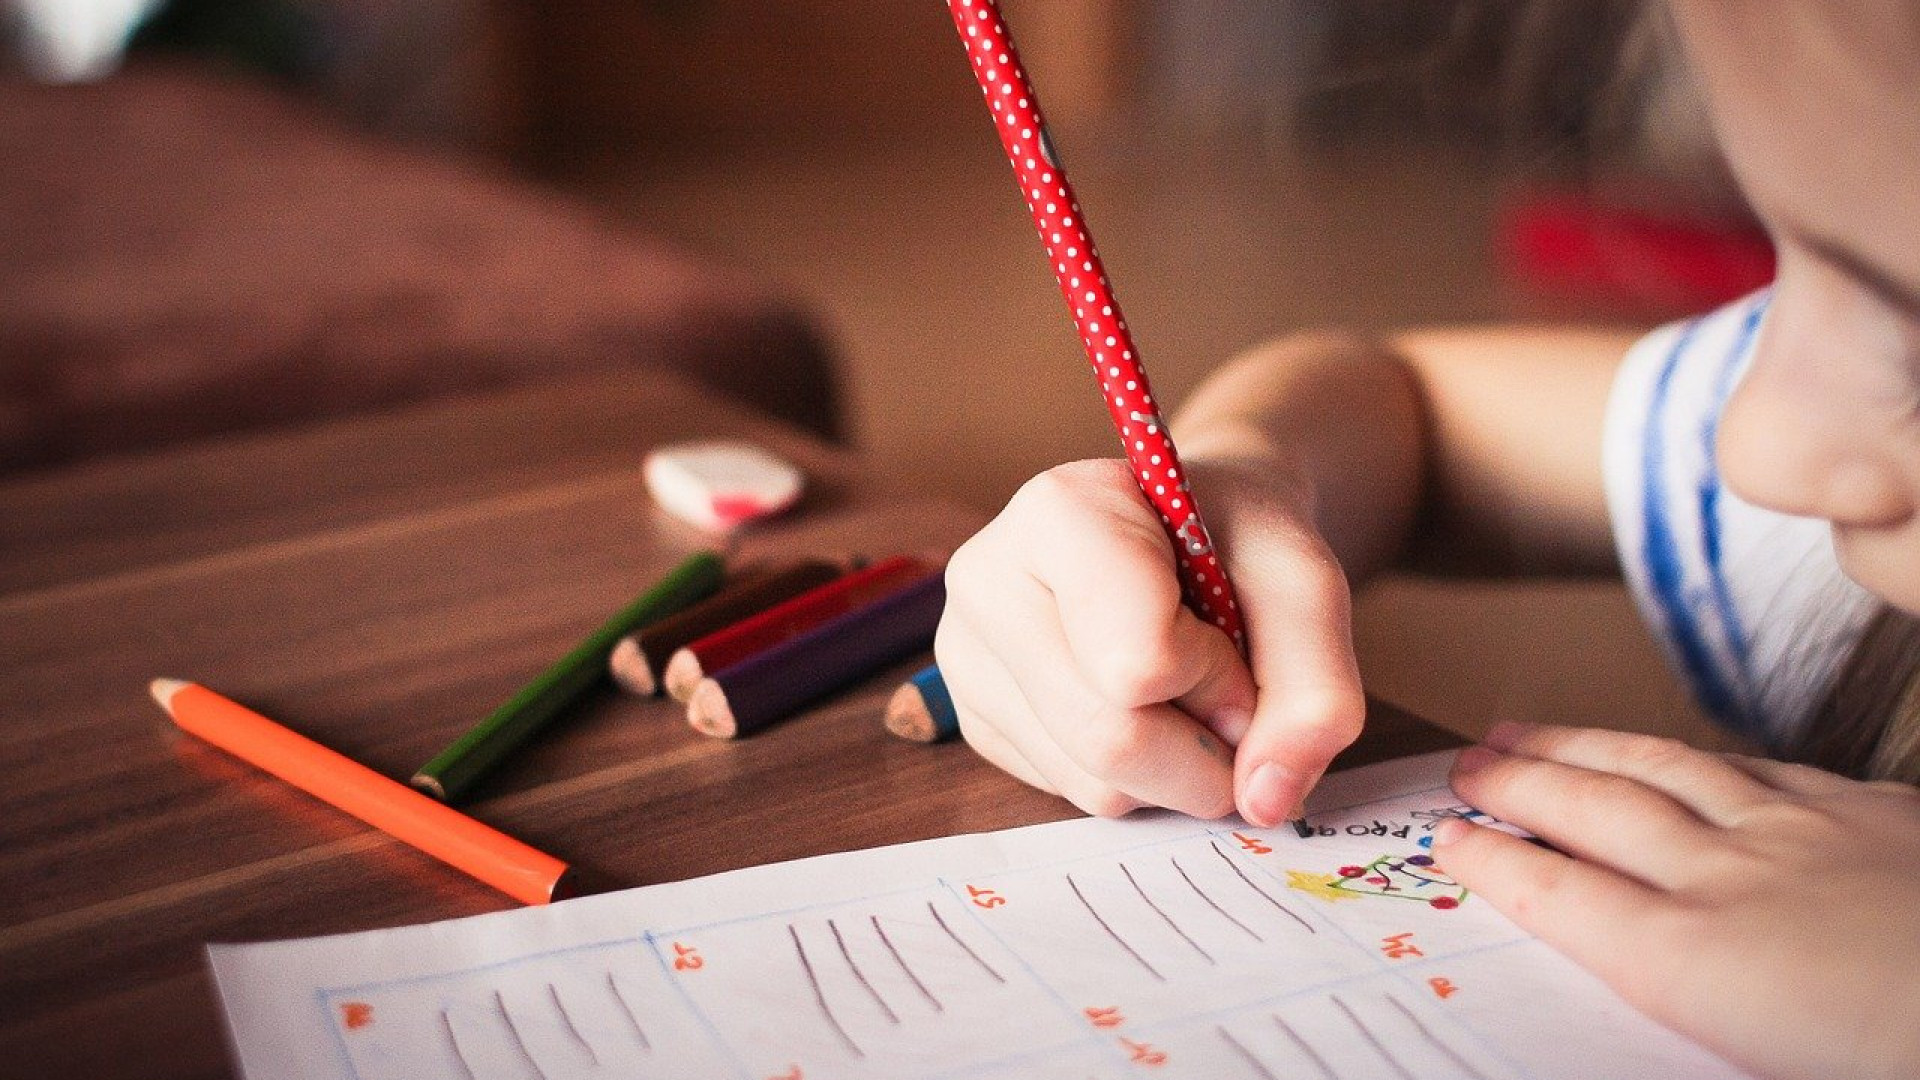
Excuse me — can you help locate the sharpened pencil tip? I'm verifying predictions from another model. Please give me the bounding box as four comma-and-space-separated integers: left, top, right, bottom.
1290, 816, 1313, 839
149, 677, 189, 712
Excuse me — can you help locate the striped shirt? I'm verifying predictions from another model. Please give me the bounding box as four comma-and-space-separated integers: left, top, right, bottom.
1602, 291, 1878, 749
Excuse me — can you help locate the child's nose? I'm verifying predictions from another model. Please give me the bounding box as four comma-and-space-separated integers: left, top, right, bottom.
1718, 371, 1914, 529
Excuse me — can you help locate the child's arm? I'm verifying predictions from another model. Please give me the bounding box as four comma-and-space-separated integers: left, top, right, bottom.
1174, 324, 1632, 579
937, 324, 1637, 826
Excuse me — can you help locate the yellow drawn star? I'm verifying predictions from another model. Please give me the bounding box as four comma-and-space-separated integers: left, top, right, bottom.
1286, 870, 1360, 903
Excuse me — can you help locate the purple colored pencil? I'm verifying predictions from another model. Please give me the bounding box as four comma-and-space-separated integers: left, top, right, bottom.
686, 573, 946, 738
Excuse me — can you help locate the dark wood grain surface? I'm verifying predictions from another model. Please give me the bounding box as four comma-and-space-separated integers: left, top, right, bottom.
0, 371, 1457, 1079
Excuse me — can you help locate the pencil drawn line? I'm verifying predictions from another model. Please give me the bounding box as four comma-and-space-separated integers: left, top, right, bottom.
1274, 1012, 1338, 1080
1217, 1024, 1279, 1080
1387, 993, 1492, 1080
830, 917, 900, 1025
606, 971, 652, 1050
496, 989, 551, 1080
548, 982, 599, 1066
930, 900, 1006, 983
1067, 872, 1165, 982
442, 1009, 478, 1080
1211, 841, 1316, 933
872, 914, 943, 1013
1122, 862, 1214, 964
1332, 993, 1413, 1080
1172, 854, 1263, 942
791, 923, 864, 1058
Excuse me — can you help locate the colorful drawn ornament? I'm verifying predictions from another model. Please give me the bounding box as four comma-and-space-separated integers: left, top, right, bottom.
1288, 853, 1467, 909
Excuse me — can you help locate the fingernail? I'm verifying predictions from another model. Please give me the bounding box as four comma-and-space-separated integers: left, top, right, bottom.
1453, 745, 1501, 775
1431, 817, 1472, 846
1243, 761, 1295, 827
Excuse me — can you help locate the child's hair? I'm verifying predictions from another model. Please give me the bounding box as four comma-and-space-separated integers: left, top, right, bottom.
1462, 0, 1920, 786
1425, 0, 1741, 207
1797, 611, 1920, 784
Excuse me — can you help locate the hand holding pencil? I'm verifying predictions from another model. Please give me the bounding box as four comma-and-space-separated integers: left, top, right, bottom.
934, 0, 1364, 829
936, 459, 1365, 827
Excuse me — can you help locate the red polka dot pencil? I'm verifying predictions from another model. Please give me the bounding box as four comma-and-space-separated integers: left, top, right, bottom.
946, 1, 1313, 836
941, 0, 1244, 649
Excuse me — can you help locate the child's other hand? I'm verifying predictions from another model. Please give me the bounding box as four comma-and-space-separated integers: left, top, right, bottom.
1436, 723, 1920, 1080
935, 457, 1365, 825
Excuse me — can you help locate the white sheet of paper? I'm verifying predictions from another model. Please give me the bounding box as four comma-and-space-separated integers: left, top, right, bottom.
208, 751, 1751, 1079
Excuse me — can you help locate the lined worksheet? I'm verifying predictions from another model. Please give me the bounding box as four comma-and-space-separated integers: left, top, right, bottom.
208, 752, 1750, 1079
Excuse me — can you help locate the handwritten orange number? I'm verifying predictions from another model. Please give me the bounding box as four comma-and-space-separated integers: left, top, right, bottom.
339, 1002, 374, 1030
1429, 977, 1459, 999
1381, 932, 1424, 960
673, 942, 704, 971
1121, 1038, 1168, 1066
1232, 832, 1273, 855
1084, 1006, 1124, 1029
967, 885, 1006, 910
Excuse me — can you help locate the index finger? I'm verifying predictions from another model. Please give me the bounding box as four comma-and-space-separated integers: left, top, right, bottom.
1225, 514, 1367, 826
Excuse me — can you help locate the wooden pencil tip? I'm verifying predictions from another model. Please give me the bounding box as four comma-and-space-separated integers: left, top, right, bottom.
149, 677, 189, 713
686, 679, 737, 739
1290, 815, 1313, 839
883, 682, 936, 743
662, 649, 702, 703
607, 636, 657, 696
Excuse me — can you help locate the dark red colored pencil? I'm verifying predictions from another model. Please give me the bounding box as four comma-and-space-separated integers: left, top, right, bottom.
687, 573, 947, 739
662, 555, 932, 701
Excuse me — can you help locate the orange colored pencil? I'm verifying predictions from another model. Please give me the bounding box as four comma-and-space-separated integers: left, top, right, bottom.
151, 678, 573, 905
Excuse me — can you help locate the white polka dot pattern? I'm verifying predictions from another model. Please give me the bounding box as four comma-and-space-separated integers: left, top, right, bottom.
944, 0, 1245, 648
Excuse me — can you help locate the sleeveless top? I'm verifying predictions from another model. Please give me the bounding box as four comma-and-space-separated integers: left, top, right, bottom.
1601, 291, 1879, 749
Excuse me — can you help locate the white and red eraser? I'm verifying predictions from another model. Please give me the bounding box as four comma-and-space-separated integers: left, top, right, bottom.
643, 440, 805, 532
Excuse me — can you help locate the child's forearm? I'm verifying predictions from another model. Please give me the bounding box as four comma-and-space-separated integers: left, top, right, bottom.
1173, 331, 1425, 583
1174, 326, 1633, 582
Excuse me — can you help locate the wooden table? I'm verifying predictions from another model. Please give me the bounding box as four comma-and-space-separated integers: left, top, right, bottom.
0, 369, 1457, 1079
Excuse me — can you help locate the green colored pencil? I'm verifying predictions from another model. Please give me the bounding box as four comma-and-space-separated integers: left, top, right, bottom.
413, 549, 725, 801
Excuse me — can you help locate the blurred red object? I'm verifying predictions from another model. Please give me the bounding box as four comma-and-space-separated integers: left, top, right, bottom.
1497, 191, 1776, 318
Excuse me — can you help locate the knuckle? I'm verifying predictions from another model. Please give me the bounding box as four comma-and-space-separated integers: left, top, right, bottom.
1008, 464, 1090, 519
1505, 848, 1582, 924
1070, 710, 1152, 779
1561, 764, 1639, 809
1272, 685, 1367, 756
1618, 734, 1694, 773
1265, 524, 1349, 595
1085, 633, 1184, 708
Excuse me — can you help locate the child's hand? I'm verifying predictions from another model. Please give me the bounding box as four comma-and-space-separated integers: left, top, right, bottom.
936, 456, 1365, 826
1435, 723, 1920, 1080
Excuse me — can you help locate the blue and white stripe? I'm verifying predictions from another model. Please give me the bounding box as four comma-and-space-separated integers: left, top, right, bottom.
1604, 292, 1877, 748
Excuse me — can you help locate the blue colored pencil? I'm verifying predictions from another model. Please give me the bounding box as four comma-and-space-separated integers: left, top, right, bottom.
884, 664, 960, 744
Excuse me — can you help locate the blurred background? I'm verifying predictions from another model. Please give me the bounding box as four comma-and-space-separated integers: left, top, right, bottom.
2, 0, 1769, 743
